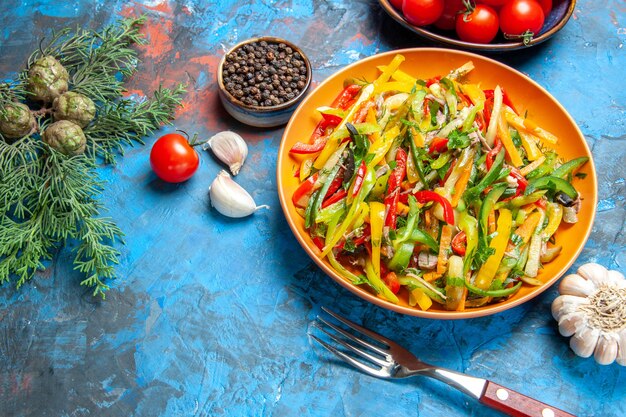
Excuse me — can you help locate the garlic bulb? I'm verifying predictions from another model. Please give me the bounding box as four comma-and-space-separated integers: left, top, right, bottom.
209, 170, 268, 218
551, 263, 626, 365
204, 131, 248, 175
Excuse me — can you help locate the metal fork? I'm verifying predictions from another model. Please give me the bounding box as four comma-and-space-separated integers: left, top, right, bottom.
310, 307, 576, 417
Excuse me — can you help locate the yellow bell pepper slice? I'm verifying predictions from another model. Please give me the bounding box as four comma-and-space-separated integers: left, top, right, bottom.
474, 209, 513, 290
377, 81, 416, 94
460, 83, 486, 108
497, 114, 524, 167
504, 107, 558, 145
369, 202, 385, 277
376, 65, 417, 84
543, 202, 563, 240
299, 158, 314, 182
409, 288, 433, 311
373, 54, 405, 92
365, 106, 380, 143
367, 125, 400, 169
518, 130, 542, 162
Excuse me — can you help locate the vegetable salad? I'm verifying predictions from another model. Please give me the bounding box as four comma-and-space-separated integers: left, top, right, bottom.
289, 54, 588, 311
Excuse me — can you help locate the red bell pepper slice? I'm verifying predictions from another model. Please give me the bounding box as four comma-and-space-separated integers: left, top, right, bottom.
383, 271, 401, 294
354, 100, 376, 123
509, 167, 528, 194
535, 198, 547, 210
321, 188, 347, 209
331, 84, 362, 110
350, 160, 367, 198
289, 137, 327, 154
292, 172, 319, 208
429, 137, 449, 154
289, 114, 340, 154
485, 137, 503, 171
451, 231, 467, 256
384, 148, 408, 229
321, 112, 343, 126
484, 88, 518, 115
413, 190, 455, 225
426, 76, 441, 87
325, 171, 344, 199
312, 236, 325, 251
353, 226, 371, 247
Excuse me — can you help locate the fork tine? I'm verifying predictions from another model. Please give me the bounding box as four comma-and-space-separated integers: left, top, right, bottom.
309, 334, 390, 378
322, 306, 396, 348
313, 319, 390, 367
315, 315, 389, 357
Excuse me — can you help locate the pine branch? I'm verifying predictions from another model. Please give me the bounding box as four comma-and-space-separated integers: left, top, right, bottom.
22, 16, 147, 102
85, 84, 186, 164
0, 16, 185, 297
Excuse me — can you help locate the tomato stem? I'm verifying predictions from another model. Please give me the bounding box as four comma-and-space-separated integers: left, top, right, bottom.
503, 30, 536, 46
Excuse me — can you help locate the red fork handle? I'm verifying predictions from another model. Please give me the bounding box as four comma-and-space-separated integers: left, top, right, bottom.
480, 381, 577, 417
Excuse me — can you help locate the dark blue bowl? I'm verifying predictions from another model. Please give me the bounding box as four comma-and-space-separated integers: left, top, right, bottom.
379, 0, 576, 52
217, 37, 312, 128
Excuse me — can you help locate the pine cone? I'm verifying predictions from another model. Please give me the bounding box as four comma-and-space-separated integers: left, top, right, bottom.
26, 56, 69, 102
0, 102, 36, 139
42, 120, 86, 156
52, 91, 96, 128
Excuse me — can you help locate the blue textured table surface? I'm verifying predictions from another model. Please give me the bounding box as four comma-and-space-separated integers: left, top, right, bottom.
1, 1, 624, 416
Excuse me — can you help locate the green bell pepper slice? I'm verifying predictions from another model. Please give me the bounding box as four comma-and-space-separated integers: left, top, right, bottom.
525, 175, 578, 199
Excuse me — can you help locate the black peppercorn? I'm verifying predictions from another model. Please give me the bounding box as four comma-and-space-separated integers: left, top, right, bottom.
222, 39, 308, 107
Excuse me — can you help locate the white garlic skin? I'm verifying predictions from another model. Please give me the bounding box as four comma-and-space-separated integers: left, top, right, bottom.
209, 170, 268, 218
206, 131, 248, 176
594, 333, 619, 365
570, 326, 600, 358
558, 311, 586, 337
558, 273, 596, 297
606, 270, 626, 288
577, 263, 608, 287
551, 294, 588, 321
617, 330, 626, 366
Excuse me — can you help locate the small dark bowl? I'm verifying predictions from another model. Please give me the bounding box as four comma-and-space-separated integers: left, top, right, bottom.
379, 0, 576, 52
217, 37, 312, 128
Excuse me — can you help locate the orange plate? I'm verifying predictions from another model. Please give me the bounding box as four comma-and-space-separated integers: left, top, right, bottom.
276, 49, 597, 319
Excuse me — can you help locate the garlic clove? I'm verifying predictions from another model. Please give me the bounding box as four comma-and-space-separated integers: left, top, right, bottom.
606, 270, 626, 289
577, 263, 608, 287
617, 330, 626, 366
558, 311, 586, 337
594, 333, 619, 365
209, 170, 269, 218
204, 131, 248, 176
551, 294, 588, 321
559, 273, 596, 297
570, 326, 600, 358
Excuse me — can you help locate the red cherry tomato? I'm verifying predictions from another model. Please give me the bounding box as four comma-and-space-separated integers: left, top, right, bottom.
537, 0, 552, 15
402, 0, 445, 27
499, 0, 545, 37
455, 4, 500, 44
476, 0, 509, 7
389, 0, 403, 10
150, 133, 199, 183
433, 0, 465, 31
